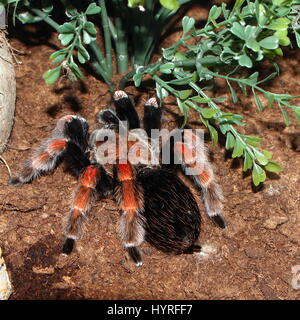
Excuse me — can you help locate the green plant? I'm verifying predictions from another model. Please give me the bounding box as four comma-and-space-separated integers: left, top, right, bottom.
0, 0, 193, 91
121, 0, 300, 186
2, 0, 300, 186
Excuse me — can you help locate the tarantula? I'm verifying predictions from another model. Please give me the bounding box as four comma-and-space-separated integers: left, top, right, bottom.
9, 90, 225, 266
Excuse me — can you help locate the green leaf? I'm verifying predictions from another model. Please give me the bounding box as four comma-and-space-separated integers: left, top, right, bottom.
58, 22, 75, 34
252, 163, 266, 186
253, 90, 264, 111
77, 41, 90, 61
58, 33, 74, 46
242, 135, 262, 147
17, 12, 43, 24
41, 0, 53, 13
253, 149, 268, 165
280, 107, 290, 126
178, 90, 193, 100
85, 3, 101, 15
159, 0, 179, 10
68, 62, 83, 80
243, 151, 253, 171
82, 30, 93, 44
238, 53, 253, 68
293, 108, 300, 123
275, 30, 290, 46
246, 38, 260, 52
43, 66, 61, 84
65, 6, 79, 18
219, 124, 231, 134
272, 0, 287, 6
230, 22, 245, 40
156, 82, 169, 99
232, 138, 244, 158
190, 96, 211, 104
133, 73, 143, 87
208, 5, 222, 22
227, 81, 238, 103
200, 108, 218, 119
264, 161, 283, 173
52, 53, 66, 64
247, 72, 259, 85
207, 123, 218, 145
294, 31, 300, 48
259, 36, 279, 50
159, 62, 175, 74
162, 47, 176, 60
83, 22, 97, 36
177, 98, 189, 127
128, 0, 145, 8
168, 75, 193, 85
50, 49, 68, 63
225, 132, 235, 150
267, 17, 290, 31
182, 16, 195, 35
78, 47, 90, 63
262, 150, 273, 160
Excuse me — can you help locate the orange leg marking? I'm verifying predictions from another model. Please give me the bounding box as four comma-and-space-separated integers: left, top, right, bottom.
121, 180, 139, 217
198, 170, 211, 185
80, 165, 99, 188
32, 152, 50, 169
73, 186, 92, 213
47, 139, 67, 156
174, 142, 196, 165
116, 163, 139, 220
117, 163, 133, 181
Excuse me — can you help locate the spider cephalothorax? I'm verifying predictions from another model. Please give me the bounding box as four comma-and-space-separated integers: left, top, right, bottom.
9, 90, 225, 266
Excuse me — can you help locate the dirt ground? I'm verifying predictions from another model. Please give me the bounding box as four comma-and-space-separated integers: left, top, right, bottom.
0, 3, 300, 300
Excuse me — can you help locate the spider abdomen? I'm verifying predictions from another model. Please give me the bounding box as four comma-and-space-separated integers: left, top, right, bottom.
138, 168, 201, 255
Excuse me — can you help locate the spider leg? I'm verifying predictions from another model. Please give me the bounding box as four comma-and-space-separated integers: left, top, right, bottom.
63, 164, 112, 254
114, 162, 145, 266
9, 115, 89, 186
143, 97, 162, 137
113, 90, 140, 129
174, 131, 226, 229
97, 109, 120, 127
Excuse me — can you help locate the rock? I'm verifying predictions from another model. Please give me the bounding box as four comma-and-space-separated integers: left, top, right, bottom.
0, 31, 16, 154
32, 266, 55, 274
263, 216, 288, 230
0, 248, 13, 300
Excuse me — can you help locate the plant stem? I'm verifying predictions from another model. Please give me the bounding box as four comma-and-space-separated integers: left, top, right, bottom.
29, 8, 60, 30
119, 58, 196, 89
98, 0, 112, 78
113, 0, 128, 73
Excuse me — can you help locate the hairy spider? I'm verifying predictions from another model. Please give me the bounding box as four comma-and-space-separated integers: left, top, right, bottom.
9, 90, 225, 266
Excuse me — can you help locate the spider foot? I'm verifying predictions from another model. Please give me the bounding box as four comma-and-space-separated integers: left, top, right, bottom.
127, 246, 143, 267
210, 213, 226, 229
62, 238, 75, 255
184, 244, 202, 254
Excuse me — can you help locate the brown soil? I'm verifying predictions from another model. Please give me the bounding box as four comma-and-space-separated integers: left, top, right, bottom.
0, 4, 299, 300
